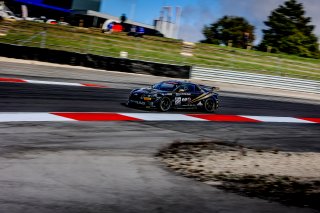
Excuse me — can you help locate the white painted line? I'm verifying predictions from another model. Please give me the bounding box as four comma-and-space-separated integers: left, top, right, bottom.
26, 80, 83, 87
120, 113, 207, 121
0, 113, 74, 122
242, 116, 315, 123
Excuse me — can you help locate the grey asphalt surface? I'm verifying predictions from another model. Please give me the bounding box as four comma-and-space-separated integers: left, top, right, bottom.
1, 82, 320, 117
1, 58, 320, 104
1, 122, 319, 213
0, 60, 320, 212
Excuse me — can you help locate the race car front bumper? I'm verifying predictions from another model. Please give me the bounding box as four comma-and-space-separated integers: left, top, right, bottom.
127, 96, 159, 109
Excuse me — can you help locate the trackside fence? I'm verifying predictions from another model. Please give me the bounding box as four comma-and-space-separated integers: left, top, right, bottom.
191, 67, 320, 94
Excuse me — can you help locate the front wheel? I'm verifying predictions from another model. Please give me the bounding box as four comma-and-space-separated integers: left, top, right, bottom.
158, 97, 172, 112
127, 101, 133, 108
203, 98, 216, 113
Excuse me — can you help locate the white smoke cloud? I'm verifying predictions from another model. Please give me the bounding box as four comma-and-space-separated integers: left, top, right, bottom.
179, 0, 216, 42
179, 0, 320, 43
179, 1, 216, 42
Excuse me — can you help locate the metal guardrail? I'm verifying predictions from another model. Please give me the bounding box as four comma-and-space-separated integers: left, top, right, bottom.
191, 67, 320, 94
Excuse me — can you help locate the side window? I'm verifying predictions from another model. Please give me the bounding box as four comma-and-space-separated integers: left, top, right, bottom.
195, 85, 202, 92
176, 84, 196, 93
177, 84, 196, 93
176, 84, 187, 92
186, 84, 195, 93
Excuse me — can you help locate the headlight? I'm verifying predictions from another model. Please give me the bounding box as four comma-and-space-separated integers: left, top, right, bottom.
143, 97, 152, 101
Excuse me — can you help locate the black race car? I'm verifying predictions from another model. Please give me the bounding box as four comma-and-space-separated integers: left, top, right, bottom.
127, 80, 219, 112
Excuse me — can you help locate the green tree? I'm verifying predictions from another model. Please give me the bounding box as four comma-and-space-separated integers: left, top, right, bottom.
201, 16, 255, 48
260, 0, 319, 58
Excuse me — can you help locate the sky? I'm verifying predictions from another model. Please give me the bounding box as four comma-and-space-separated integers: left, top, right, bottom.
100, 0, 320, 43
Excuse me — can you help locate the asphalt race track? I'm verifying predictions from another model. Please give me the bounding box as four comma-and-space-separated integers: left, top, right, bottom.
1, 82, 319, 117
0, 61, 320, 213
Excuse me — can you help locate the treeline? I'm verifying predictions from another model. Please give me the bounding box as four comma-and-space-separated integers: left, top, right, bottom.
201, 0, 320, 59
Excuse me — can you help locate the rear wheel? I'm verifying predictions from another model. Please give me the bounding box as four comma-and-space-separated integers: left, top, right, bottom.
203, 98, 216, 113
158, 97, 171, 112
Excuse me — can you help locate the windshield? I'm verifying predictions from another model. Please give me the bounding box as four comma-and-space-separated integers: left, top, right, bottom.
152, 82, 178, 91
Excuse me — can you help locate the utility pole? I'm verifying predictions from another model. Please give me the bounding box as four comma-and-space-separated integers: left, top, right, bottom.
175, 6, 181, 39
129, 0, 136, 20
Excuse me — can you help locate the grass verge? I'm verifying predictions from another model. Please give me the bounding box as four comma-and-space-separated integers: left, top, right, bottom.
0, 20, 319, 80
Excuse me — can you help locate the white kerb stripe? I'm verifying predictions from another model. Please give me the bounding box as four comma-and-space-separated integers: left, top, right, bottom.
26, 80, 83, 87
0, 113, 74, 122
120, 113, 207, 121
242, 115, 315, 123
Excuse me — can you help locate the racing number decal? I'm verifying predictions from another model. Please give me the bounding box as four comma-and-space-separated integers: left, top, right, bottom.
182, 98, 192, 104
176, 97, 192, 106
175, 97, 182, 105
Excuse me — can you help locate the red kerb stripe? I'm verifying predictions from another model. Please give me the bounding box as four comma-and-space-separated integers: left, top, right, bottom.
51, 113, 141, 121
0, 77, 26, 83
187, 114, 261, 122
299, 118, 320, 123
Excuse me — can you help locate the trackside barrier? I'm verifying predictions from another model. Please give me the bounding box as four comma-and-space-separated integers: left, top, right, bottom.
0, 43, 191, 79
191, 67, 320, 94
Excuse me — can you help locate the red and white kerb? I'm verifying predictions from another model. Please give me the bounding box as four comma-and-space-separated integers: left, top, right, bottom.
0, 113, 318, 123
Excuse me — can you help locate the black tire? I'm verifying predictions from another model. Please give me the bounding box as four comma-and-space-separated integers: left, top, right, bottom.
158, 97, 172, 112
203, 98, 216, 113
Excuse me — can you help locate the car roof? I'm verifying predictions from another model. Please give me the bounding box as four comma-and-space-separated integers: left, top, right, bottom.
161, 80, 194, 85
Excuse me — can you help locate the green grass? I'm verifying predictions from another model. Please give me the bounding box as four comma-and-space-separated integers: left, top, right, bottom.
0, 20, 319, 80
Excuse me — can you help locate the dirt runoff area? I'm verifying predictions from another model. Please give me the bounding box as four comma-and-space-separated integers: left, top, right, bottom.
157, 141, 320, 210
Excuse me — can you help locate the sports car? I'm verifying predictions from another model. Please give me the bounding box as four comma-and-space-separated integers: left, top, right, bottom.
127, 80, 219, 112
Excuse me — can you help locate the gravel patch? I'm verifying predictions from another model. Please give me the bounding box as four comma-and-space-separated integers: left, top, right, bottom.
157, 141, 320, 210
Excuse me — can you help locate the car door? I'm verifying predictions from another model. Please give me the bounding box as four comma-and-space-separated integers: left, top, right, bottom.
174, 83, 193, 107
191, 84, 205, 105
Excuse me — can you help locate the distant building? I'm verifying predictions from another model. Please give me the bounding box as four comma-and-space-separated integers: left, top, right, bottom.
154, 6, 181, 39
4, 0, 180, 39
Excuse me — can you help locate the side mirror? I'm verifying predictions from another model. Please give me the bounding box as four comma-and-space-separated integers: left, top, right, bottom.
178, 89, 185, 93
